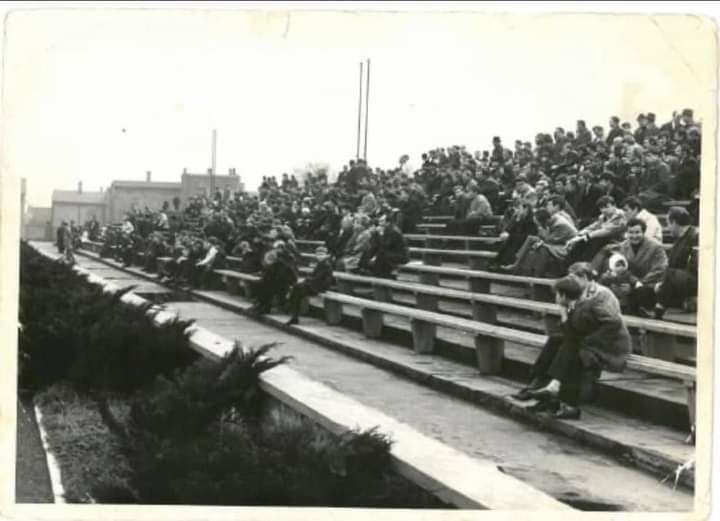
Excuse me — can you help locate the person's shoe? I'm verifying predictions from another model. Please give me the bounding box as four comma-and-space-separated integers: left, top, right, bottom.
528, 379, 560, 398
526, 399, 559, 413
285, 317, 299, 326
653, 304, 666, 320
554, 403, 581, 420
510, 379, 545, 401
498, 264, 516, 273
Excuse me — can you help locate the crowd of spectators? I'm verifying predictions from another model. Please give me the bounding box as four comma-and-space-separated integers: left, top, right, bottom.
72, 108, 701, 321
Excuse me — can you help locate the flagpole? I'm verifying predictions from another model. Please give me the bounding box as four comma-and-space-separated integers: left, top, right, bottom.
356, 61, 364, 160
363, 58, 370, 162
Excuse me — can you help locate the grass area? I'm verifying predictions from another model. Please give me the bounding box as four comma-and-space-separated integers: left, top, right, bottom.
34, 384, 134, 503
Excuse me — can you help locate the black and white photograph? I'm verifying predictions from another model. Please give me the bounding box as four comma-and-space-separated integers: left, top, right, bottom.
1, 3, 717, 519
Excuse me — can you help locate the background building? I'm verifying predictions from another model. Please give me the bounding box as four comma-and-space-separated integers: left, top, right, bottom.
105, 172, 181, 223
51, 182, 106, 229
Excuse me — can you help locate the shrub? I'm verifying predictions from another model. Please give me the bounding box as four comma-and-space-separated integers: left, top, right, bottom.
18, 242, 198, 393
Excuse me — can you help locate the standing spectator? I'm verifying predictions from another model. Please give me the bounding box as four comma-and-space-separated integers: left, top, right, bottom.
606, 116, 624, 145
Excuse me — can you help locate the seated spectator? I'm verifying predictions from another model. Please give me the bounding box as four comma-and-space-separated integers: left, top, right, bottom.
230, 240, 263, 274
194, 237, 226, 289
446, 182, 494, 235
285, 246, 335, 325
513, 263, 631, 420
328, 215, 355, 259
337, 214, 374, 272
598, 172, 627, 206
621, 197, 662, 243
592, 218, 668, 316
249, 243, 299, 315
501, 207, 577, 277
546, 194, 577, 227
598, 253, 634, 312
359, 211, 409, 279
358, 187, 378, 216
493, 200, 537, 268
565, 196, 626, 264
512, 175, 538, 206
634, 207, 698, 319
569, 173, 603, 229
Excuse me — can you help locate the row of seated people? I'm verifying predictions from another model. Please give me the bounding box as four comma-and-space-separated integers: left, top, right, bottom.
103, 208, 411, 324
493, 198, 697, 318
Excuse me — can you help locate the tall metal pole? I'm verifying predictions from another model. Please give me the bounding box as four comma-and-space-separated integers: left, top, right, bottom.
356, 61, 364, 160
363, 58, 370, 161
210, 129, 217, 195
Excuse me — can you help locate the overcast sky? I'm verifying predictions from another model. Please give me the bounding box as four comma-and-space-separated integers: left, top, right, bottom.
2, 8, 715, 207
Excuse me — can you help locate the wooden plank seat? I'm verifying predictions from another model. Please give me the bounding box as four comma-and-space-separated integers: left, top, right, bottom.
317, 290, 696, 383
292, 241, 497, 270
398, 262, 557, 301
328, 271, 696, 363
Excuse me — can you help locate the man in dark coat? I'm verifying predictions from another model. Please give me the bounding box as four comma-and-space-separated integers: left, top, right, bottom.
285, 246, 334, 325
250, 243, 298, 315
570, 173, 603, 229
513, 264, 631, 420
360, 212, 409, 279
634, 207, 698, 319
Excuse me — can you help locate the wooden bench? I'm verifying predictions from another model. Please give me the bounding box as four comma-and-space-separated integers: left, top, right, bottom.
328, 271, 696, 363
399, 262, 557, 301
316, 290, 696, 435
405, 234, 502, 250
318, 290, 696, 382
410, 247, 497, 269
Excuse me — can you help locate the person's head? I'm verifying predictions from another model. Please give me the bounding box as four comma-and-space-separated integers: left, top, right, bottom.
567, 262, 596, 291
592, 125, 604, 138
577, 120, 587, 131
626, 218, 647, 245
546, 194, 566, 214
608, 253, 628, 275
596, 195, 616, 218
533, 207, 552, 228
609, 116, 620, 128
598, 172, 616, 190
681, 108, 694, 125
553, 276, 584, 307
515, 175, 528, 191
636, 113, 648, 127
621, 196, 643, 219
466, 181, 479, 195
576, 173, 590, 189
667, 206, 691, 237
314, 245, 330, 262
453, 185, 465, 198
536, 179, 549, 193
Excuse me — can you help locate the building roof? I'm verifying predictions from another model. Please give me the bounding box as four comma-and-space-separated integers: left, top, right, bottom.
52, 190, 106, 205
110, 180, 181, 190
